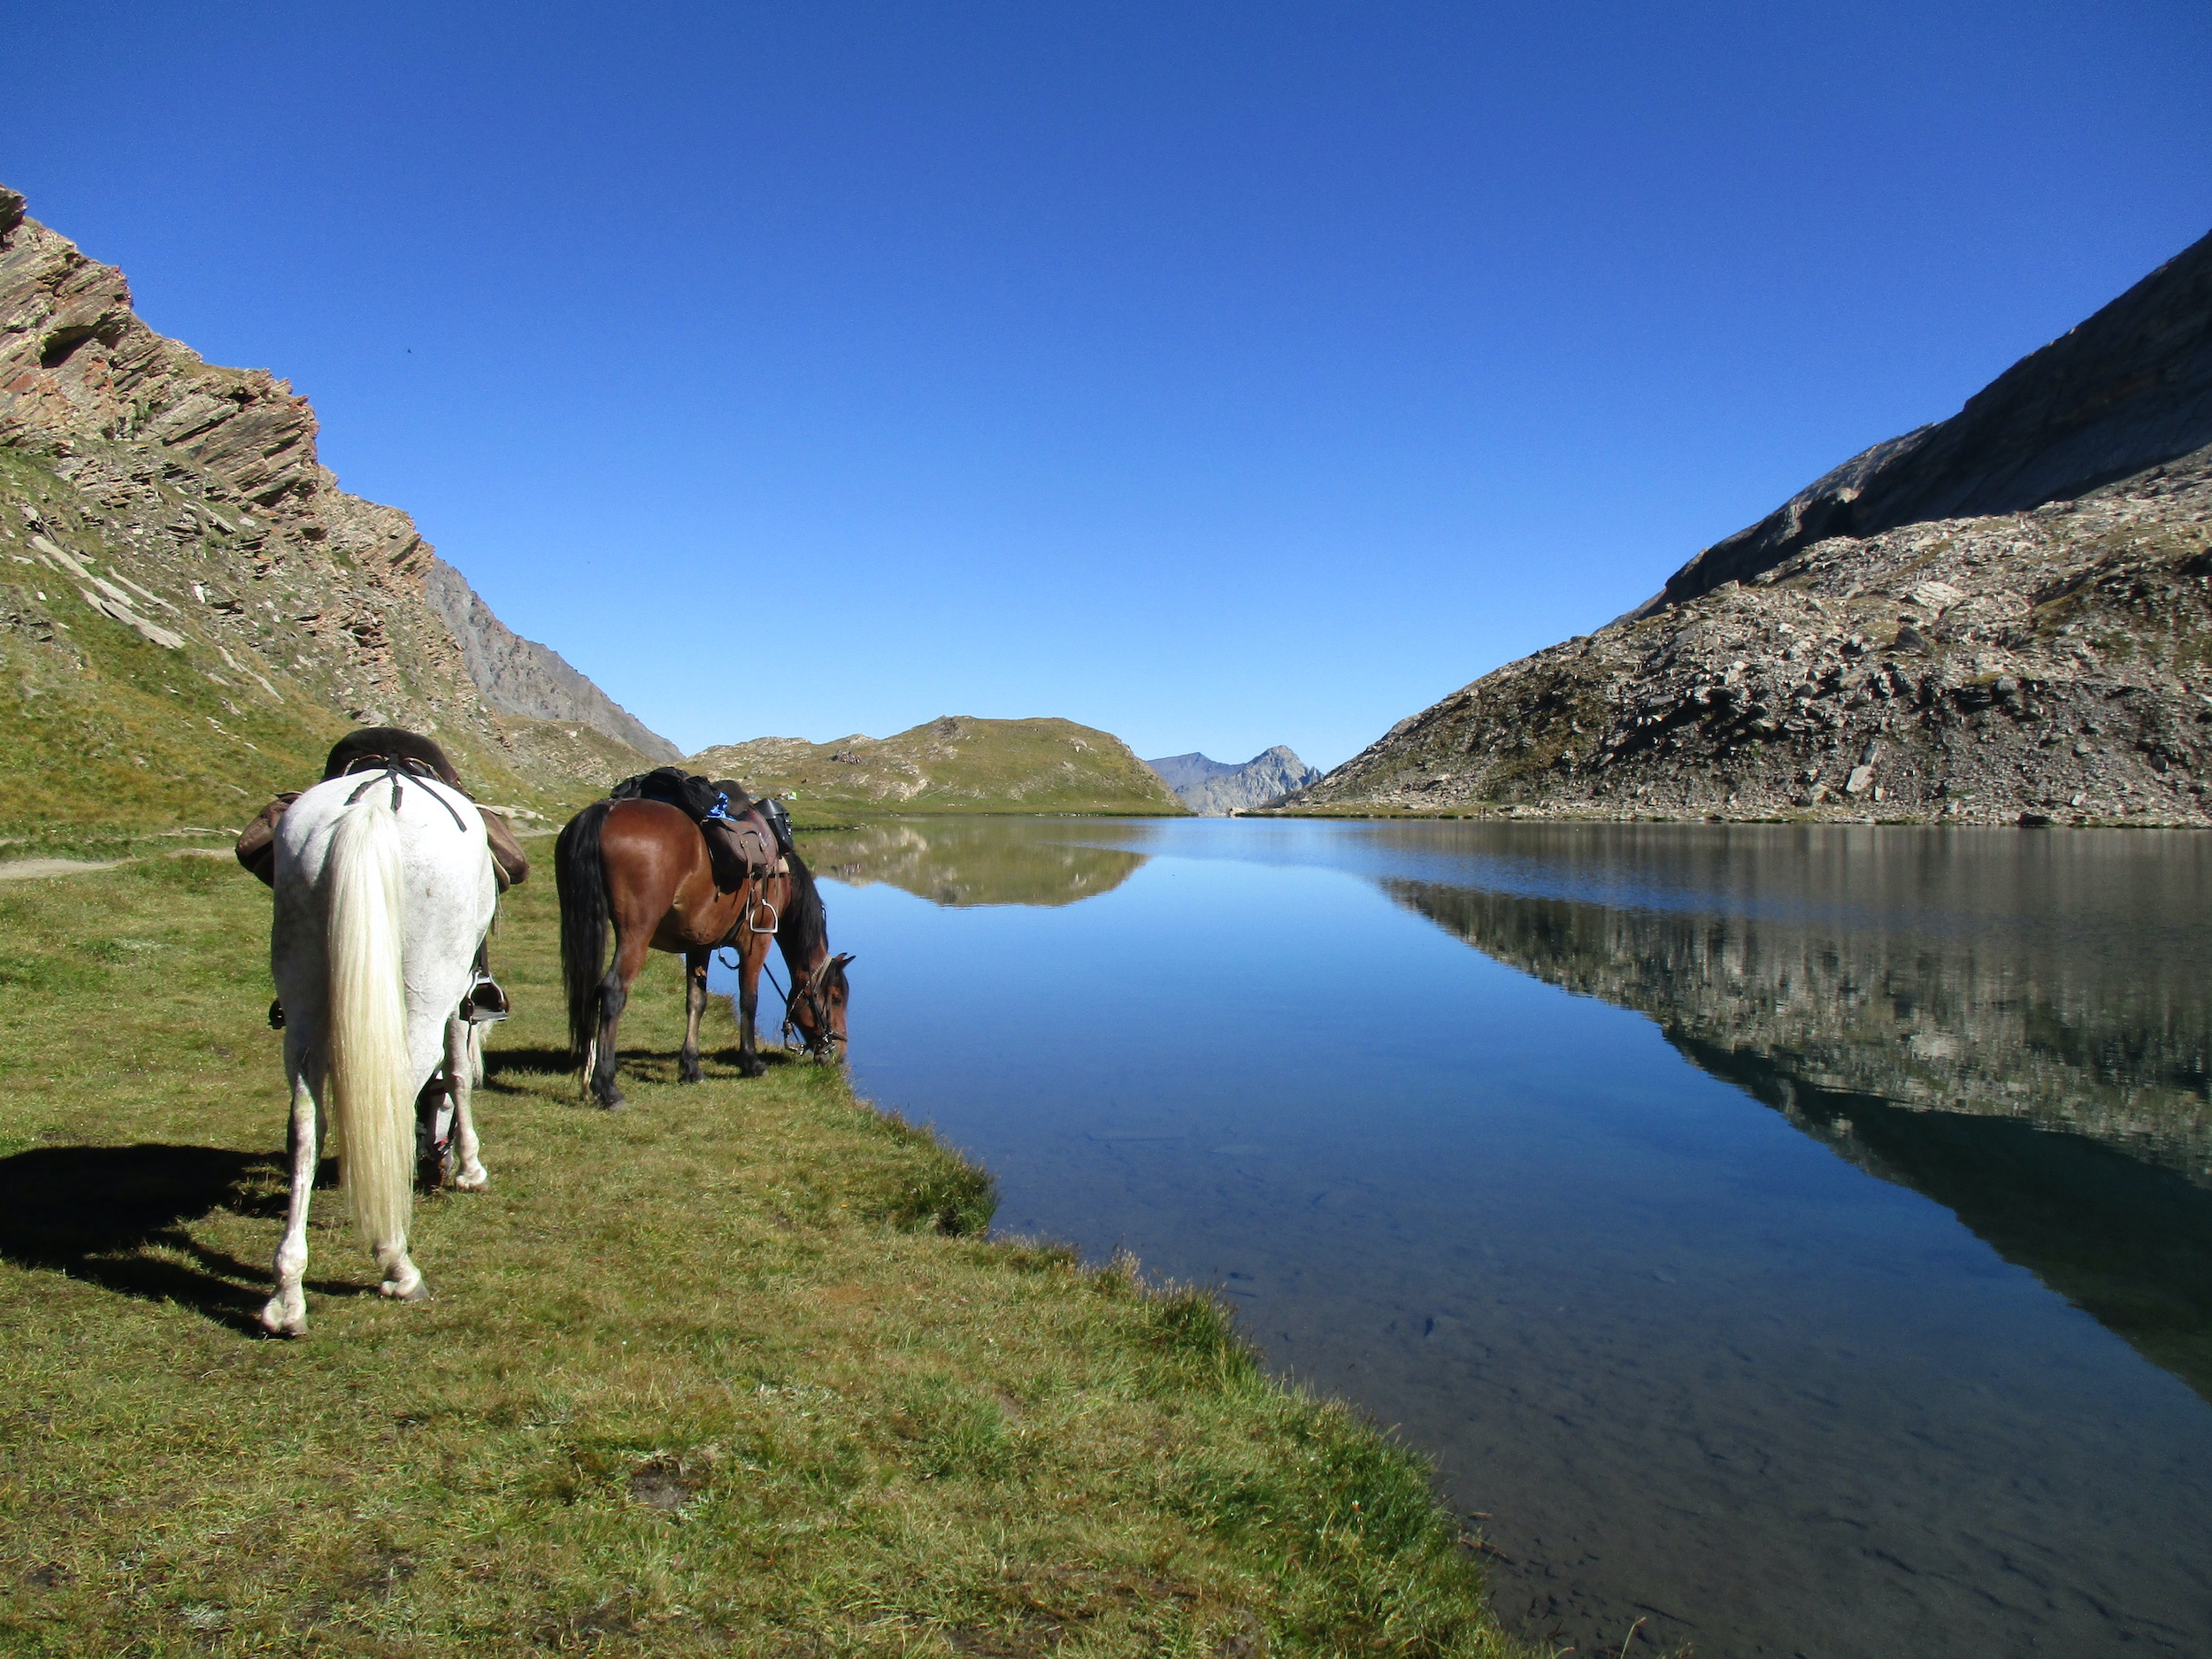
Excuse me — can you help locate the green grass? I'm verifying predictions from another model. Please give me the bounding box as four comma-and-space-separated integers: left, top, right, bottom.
0, 860, 1532, 1657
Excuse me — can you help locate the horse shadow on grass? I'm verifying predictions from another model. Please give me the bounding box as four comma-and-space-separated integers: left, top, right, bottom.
481, 1043, 810, 1097
0, 1142, 371, 1335
480, 1045, 579, 1090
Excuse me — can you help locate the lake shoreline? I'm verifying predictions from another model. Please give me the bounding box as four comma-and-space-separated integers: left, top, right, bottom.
1245, 803, 2212, 828
803, 812, 2212, 1657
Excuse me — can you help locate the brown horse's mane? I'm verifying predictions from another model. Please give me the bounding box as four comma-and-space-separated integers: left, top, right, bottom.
780, 845, 829, 964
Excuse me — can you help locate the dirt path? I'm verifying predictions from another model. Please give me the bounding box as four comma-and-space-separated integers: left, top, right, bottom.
0, 857, 127, 880
0, 848, 232, 881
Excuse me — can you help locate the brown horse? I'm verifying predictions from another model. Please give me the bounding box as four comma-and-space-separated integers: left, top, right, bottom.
555, 798, 852, 1109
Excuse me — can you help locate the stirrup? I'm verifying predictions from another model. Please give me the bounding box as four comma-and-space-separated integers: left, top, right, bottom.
464, 974, 511, 1025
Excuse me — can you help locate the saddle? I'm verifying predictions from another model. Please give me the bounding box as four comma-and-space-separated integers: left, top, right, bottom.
610, 767, 785, 892
234, 727, 532, 891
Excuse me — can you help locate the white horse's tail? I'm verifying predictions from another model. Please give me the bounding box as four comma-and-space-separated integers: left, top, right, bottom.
324, 795, 413, 1259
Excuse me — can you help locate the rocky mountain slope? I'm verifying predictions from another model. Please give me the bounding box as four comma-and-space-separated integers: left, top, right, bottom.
1146, 746, 1320, 814
419, 562, 680, 761
690, 716, 1187, 820
0, 184, 672, 826
1143, 752, 1240, 795
1284, 230, 2212, 826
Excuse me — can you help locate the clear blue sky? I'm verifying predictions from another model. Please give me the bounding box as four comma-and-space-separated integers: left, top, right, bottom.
6, 4, 2208, 768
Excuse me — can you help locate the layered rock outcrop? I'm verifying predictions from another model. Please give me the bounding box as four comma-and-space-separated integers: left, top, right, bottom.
1284, 231, 2212, 826
1146, 746, 1320, 815
0, 183, 672, 818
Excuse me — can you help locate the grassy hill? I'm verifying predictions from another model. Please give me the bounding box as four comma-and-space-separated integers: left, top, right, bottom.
690, 717, 1187, 822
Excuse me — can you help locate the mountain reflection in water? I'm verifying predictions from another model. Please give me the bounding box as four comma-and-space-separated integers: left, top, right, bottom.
1385, 823, 2212, 1402
802, 819, 1145, 908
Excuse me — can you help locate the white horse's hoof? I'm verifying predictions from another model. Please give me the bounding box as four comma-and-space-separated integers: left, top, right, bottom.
380, 1278, 432, 1302
455, 1164, 489, 1191
258, 1299, 305, 1338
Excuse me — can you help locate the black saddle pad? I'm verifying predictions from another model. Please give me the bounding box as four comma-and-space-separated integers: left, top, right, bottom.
610, 767, 747, 820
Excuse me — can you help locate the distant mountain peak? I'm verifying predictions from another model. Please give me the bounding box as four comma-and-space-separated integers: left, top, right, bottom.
1147, 747, 1320, 814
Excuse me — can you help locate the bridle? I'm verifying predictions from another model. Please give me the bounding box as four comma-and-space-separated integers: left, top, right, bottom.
767, 956, 846, 1062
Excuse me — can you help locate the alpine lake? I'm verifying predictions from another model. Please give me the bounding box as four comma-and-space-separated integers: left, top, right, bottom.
716, 816, 2212, 1659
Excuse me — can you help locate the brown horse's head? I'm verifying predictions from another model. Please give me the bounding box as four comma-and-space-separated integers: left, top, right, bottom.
787, 952, 854, 1062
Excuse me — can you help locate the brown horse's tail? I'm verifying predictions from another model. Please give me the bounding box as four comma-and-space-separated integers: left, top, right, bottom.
555, 801, 613, 1064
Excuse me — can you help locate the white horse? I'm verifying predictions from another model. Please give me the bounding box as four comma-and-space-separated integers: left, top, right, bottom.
261, 766, 499, 1337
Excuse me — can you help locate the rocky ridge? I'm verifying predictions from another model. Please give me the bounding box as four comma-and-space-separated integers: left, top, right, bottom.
419, 562, 680, 761
1146, 746, 1321, 815
0, 184, 672, 819
1642, 228, 2212, 614
1284, 232, 2212, 826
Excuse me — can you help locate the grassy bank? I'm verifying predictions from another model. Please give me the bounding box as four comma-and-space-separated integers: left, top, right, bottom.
0, 858, 1532, 1656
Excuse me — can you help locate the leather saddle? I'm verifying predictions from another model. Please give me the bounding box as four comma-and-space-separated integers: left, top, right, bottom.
611, 767, 784, 892
234, 728, 531, 891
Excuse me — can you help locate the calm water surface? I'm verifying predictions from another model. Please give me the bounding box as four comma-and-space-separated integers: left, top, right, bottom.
722, 818, 2212, 1658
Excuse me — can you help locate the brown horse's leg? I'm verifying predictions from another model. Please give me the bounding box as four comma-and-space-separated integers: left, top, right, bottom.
734, 925, 771, 1077
680, 949, 710, 1084
590, 926, 651, 1110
